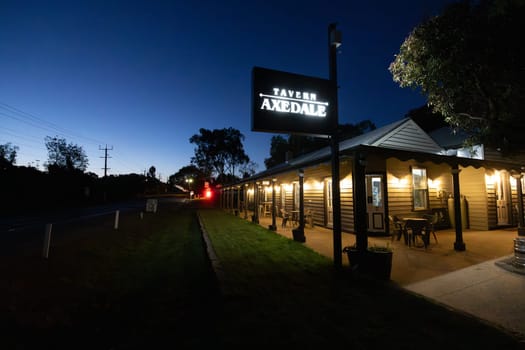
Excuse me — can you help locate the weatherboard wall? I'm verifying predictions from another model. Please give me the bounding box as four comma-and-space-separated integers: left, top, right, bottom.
459, 166, 489, 230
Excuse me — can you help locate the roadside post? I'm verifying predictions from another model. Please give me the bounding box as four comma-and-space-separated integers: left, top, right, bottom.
114, 210, 120, 230
42, 223, 52, 259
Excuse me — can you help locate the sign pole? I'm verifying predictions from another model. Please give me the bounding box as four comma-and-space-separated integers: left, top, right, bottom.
329, 23, 342, 268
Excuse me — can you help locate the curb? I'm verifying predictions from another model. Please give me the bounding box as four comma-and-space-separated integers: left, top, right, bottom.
196, 211, 229, 296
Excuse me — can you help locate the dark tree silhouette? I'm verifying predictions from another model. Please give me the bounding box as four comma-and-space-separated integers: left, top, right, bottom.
0, 142, 18, 169
390, 0, 525, 153
189, 127, 250, 184
45, 136, 88, 172
168, 164, 207, 194
264, 120, 376, 169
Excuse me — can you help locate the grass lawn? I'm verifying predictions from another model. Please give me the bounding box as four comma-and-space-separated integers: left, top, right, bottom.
2, 201, 523, 348
199, 208, 524, 348
1, 201, 220, 349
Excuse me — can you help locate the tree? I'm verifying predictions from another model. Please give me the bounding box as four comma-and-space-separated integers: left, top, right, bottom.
264, 120, 376, 169
339, 120, 376, 140
148, 165, 157, 179
189, 127, 250, 183
389, 0, 525, 153
264, 135, 289, 169
45, 136, 88, 172
168, 165, 201, 186
168, 164, 207, 193
265, 134, 330, 169
239, 160, 258, 179
0, 143, 18, 168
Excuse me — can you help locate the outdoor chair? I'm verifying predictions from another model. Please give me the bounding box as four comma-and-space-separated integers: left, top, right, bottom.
389, 215, 406, 243
422, 213, 439, 244
305, 209, 314, 228
280, 209, 290, 228
405, 219, 431, 249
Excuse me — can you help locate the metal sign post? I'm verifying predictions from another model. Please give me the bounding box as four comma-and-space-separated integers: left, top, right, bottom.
329, 23, 342, 267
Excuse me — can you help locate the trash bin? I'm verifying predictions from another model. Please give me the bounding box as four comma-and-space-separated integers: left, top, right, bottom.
514, 237, 525, 268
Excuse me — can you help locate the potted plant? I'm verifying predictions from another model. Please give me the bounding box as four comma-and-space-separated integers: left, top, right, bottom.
292, 228, 306, 242
366, 244, 393, 280
342, 245, 362, 271
342, 243, 393, 280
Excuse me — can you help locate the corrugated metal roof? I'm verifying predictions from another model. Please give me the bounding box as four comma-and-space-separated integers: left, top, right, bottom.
284, 118, 442, 167
371, 118, 443, 153
233, 117, 523, 185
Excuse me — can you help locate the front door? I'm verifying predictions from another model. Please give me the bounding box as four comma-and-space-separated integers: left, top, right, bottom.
496, 170, 511, 225
366, 174, 385, 233
325, 178, 333, 228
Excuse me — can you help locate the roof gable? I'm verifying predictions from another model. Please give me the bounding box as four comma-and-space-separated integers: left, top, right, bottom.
285, 118, 444, 168
370, 118, 443, 154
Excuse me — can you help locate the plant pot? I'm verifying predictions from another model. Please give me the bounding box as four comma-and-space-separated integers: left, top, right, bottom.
364, 250, 393, 280
344, 248, 364, 271
344, 248, 392, 280
292, 228, 306, 243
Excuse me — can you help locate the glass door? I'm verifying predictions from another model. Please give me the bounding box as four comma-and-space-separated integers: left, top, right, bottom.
366, 174, 385, 233
496, 170, 511, 225
325, 178, 333, 228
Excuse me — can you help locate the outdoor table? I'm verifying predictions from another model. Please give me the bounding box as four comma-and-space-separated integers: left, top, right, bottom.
402, 217, 430, 248
289, 210, 314, 228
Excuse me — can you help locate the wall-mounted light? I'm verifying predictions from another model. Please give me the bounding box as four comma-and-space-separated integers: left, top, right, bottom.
341, 178, 352, 189
390, 175, 408, 187
428, 179, 441, 189
485, 174, 495, 185
304, 180, 323, 191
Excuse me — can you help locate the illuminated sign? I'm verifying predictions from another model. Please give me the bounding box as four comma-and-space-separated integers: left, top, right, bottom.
252, 66, 337, 136
259, 88, 328, 117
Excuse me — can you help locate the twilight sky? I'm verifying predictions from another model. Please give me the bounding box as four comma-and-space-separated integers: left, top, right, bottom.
0, 0, 452, 179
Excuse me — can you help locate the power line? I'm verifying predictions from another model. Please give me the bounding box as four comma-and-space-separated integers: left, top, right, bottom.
0, 102, 106, 146
0, 126, 43, 142
0, 102, 158, 176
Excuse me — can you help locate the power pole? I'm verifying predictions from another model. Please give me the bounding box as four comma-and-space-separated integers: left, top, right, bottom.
99, 145, 113, 177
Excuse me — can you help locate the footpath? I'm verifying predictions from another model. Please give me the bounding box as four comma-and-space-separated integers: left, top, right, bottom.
405, 256, 525, 340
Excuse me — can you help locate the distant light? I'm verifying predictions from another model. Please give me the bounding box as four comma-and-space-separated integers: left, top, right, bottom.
205, 189, 212, 199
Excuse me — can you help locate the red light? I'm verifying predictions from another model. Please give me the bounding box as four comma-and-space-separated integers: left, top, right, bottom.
205, 189, 212, 199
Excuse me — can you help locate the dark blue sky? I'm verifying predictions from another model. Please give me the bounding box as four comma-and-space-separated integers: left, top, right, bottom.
0, 0, 452, 178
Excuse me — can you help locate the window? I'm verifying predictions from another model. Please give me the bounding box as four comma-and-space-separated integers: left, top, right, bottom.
412, 167, 429, 210
293, 182, 299, 210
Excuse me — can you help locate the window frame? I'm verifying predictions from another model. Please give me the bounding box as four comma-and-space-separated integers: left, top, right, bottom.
411, 166, 429, 211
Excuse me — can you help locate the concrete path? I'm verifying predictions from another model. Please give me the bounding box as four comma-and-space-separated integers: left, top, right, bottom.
405, 256, 525, 341
248, 213, 525, 341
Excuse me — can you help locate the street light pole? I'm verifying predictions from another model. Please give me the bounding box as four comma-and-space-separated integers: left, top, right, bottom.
329, 23, 342, 268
